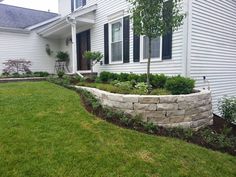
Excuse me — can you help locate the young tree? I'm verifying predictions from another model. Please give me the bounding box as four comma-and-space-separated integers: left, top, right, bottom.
129, 0, 185, 86
83, 51, 103, 73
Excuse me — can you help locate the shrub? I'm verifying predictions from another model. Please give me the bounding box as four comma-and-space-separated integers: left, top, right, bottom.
118, 73, 130, 82
150, 74, 168, 88
56, 51, 69, 62
200, 128, 236, 149
127, 73, 140, 82
109, 73, 119, 81
99, 71, 111, 83
33, 72, 49, 77
3, 59, 32, 74
57, 71, 65, 78
218, 97, 236, 123
47, 75, 70, 86
137, 74, 147, 83
165, 75, 195, 95
68, 75, 85, 84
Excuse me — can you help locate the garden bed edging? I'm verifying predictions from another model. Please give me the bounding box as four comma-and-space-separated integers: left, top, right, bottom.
76, 86, 213, 130
0, 77, 46, 83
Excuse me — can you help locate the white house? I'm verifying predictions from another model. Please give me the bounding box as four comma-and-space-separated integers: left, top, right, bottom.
0, 0, 236, 114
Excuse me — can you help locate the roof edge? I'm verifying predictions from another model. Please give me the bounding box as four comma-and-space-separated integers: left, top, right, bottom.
0, 27, 30, 34
26, 15, 61, 31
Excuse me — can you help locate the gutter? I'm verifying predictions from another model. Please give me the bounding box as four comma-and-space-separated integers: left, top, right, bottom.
0, 27, 30, 34
26, 16, 61, 31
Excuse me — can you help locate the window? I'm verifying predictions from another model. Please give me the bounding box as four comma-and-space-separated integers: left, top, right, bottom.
75, 0, 82, 9
141, 36, 161, 60
110, 20, 123, 63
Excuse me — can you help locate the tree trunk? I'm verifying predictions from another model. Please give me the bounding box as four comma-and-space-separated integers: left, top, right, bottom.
90, 60, 94, 74
147, 37, 152, 88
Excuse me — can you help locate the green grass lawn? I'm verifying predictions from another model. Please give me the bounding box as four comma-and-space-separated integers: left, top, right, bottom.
0, 82, 235, 177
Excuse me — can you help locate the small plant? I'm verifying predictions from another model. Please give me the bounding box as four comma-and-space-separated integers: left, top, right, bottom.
135, 82, 149, 94
3, 59, 32, 75
115, 81, 133, 90
218, 97, 236, 123
56, 51, 70, 62
165, 75, 195, 95
57, 71, 65, 78
143, 122, 156, 134
83, 51, 103, 73
150, 88, 171, 95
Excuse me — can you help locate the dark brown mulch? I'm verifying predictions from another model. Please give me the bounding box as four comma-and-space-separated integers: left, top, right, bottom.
77, 89, 236, 156
210, 114, 236, 135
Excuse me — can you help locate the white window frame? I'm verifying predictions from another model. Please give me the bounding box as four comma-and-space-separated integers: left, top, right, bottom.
140, 35, 163, 62
109, 18, 123, 64
74, 0, 84, 10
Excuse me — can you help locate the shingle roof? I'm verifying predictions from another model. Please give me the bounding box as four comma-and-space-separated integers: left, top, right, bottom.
0, 4, 58, 29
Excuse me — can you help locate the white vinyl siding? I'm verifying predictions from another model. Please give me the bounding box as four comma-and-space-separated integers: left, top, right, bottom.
92, 0, 184, 76
189, 0, 236, 114
0, 31, 59, 74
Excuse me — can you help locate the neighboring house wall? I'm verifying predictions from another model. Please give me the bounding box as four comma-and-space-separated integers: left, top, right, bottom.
0, 31, 60, 73
189, 0, 236, 113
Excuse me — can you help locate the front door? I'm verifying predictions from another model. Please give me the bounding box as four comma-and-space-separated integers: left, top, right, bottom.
77, 30, 91, 71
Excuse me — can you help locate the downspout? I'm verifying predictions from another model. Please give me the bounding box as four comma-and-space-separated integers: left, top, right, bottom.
184, 0, 192, 77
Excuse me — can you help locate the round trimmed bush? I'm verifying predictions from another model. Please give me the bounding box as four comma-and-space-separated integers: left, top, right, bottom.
150, 74, 168, 88
165, 75, 195, 95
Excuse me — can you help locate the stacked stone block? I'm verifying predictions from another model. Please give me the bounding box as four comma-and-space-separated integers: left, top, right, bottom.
76, 86, 213, 130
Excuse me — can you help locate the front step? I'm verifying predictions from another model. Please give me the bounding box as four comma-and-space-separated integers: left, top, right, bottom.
74, 71, 97, 78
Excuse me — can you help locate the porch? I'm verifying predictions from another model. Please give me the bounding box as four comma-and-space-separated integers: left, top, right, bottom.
37, 5, 97, 74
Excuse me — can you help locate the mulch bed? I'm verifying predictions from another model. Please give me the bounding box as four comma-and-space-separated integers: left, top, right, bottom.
211, 115, 236, 135
78, 90, 236, 156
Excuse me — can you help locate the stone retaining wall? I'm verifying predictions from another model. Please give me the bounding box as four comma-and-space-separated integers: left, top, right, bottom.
0, 77, 46, 83
76, 86, 213, 130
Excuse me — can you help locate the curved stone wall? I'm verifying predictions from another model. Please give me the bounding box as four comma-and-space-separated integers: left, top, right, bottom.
76, 86, 213, 130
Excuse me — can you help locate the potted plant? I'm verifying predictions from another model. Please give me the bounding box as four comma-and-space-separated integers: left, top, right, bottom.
83, 51, 103, 73
56, 51, 70, 62
55, 51, 70, 72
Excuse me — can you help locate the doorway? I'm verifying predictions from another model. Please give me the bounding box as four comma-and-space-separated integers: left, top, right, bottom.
77, 30, 91, 71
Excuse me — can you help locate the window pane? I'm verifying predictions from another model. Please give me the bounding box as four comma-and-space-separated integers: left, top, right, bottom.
112, 41, 122, 62
75, 0, 82, 8
112, 22, 122, 42
143, 36, 160, 59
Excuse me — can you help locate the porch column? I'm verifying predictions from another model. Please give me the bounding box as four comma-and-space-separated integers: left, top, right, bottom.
71, 22, 77, 73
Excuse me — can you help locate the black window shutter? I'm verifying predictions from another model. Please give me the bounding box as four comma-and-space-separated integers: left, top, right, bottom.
71, 0, 74, 12
133, 32, 140, 62
82, 0, 86, 6
123, 16, 130, 63
104, 24, 109, 65
162, 0, 173, 60
162, 32, 172, 60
